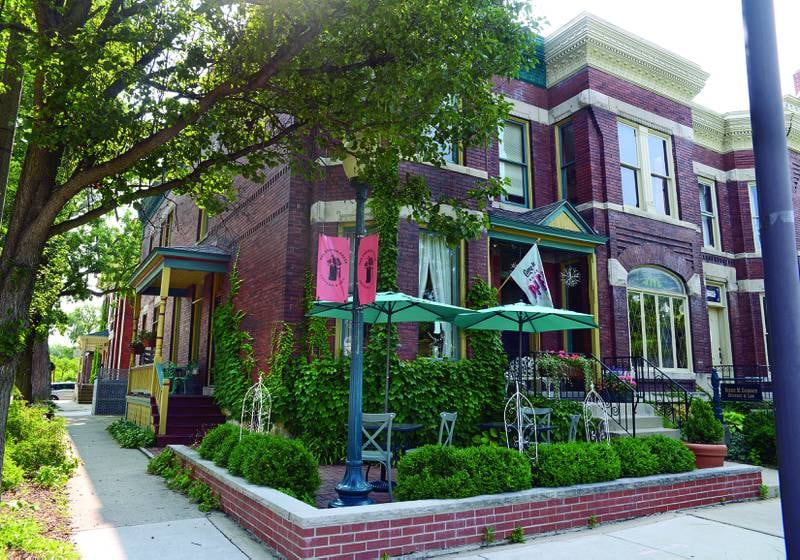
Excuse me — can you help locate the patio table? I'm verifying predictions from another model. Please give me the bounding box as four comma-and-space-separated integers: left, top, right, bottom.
362, 421, 423, 493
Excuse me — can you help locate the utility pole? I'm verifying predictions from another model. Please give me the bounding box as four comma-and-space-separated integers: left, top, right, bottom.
741, 1, 800, 556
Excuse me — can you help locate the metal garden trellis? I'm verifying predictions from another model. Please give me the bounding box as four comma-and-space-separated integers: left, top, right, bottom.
240, 374, 273, 439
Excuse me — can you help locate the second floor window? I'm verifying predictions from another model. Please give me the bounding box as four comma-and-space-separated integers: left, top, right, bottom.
618, 122, 676, 217
699, 178, 720, 250
499, 119, 529, 206
159, 212, 173, 247
557, 120, 577, 203
749, 183, 761, 252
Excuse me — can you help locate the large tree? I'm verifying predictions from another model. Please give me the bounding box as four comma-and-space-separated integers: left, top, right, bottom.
0, 0, 536, 480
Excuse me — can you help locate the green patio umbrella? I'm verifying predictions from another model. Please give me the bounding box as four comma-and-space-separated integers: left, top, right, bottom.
454, 302, 599, 383
308, 291, 468, 413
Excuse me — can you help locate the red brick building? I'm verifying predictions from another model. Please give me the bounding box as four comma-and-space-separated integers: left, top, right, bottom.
117, 13, 800, 398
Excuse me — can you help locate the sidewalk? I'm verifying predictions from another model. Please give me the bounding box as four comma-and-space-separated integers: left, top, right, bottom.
60, 402, 276, 560
440, 498, 785, 560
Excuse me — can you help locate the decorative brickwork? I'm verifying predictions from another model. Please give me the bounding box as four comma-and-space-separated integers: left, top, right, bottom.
173, 446, 761, 560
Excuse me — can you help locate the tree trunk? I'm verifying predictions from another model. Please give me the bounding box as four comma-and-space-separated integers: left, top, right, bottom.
32, 339, 51, 402
0, 31, 24, 224
0, 352, 20, 497
14, 336, 33, 401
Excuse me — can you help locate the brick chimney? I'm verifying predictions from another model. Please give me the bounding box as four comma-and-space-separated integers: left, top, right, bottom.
795, 69, 800, 96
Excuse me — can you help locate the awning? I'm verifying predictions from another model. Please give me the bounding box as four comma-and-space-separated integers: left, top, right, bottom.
129, 245, 230, 296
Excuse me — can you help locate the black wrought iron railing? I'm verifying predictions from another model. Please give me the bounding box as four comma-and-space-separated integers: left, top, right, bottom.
603, 356, 691, 430
587, 354, 636, 437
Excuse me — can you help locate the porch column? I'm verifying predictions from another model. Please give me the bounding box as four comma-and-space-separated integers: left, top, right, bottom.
128, 294, 141, 368
587, 252, 601, 357
154, 267, 171, 363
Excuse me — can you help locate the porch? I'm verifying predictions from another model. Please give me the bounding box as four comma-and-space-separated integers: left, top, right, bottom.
125, 245, 229, 442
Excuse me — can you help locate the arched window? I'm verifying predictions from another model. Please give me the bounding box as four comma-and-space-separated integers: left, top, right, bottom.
627, 267, 690, 370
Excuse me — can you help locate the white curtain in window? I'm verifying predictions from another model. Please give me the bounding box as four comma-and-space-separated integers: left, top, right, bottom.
419, 233, 454, 358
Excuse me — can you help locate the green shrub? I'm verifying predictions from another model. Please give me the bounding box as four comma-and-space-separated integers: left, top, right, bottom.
213, 428, 244, 468
743, 409, 778, 466
682, 399, 723, 444
531, 442, 621, 487
197, 423, 238, 461
611, 438, 659, 478
107, 419, 156, 448
187, 480, 222, 512
147, 448, 179, 476
0, 513, 79, 559
227, 433, 261, 477
643, 436, 695, 473
6, 400, 74, 476
395, 445, 531, 501
33, 465, 71, 489
240, 434, 321, 497
727, 431, 749, 462
2, 450, 24, 491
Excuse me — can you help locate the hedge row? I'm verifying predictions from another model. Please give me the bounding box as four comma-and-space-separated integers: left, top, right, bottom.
195, 423, 320, 504
396, 436, 695, 500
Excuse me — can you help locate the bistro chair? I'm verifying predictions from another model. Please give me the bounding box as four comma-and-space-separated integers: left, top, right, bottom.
437, 412, 458, 446
568, 414, 581, 442
362, 412, 395, 501
530, 407, 553, 444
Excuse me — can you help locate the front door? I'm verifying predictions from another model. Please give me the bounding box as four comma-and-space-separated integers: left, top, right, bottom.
707, 306, 731, 366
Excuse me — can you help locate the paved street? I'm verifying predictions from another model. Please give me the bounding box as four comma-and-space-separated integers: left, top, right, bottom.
59, 402, 276, 560
441, 498, 785, 560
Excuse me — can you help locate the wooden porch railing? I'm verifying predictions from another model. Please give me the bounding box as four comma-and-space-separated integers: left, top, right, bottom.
126, 363, 171, 436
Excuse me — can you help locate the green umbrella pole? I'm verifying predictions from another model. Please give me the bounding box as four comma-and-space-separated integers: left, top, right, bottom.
384, 310, 393, 414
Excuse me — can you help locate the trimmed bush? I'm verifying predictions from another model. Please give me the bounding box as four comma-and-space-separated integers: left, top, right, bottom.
682, 399, 724, 444
742, 409, 777, 466
395, 445, 531, 501
7, 399, 74, 475
240, 434, 321, 499
227, 433, 260, 477
531, 442, 621, 487
197, 423, 238, 461
107, 419, 156, 449
643, 435, 695, 474
611, 438, 659, 478
213, 428, 244, 468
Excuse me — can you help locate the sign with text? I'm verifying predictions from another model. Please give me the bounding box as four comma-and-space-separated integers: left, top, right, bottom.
721, 383, 763, 402
357, 234, 379, 305
510, 244, 553, 307
316, 234, 350, 302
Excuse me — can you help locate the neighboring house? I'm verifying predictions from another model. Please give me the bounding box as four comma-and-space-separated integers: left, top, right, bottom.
114, 13, 800, 436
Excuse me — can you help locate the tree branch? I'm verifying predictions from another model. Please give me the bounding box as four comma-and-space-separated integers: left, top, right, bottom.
0, 21, 34, 34
297, 54, 394, 76
49, 121, 304, 237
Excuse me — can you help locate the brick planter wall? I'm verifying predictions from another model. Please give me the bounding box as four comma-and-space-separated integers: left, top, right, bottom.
170, 446, 761, 560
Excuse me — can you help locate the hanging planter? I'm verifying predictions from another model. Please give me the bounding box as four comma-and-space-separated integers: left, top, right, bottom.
129, 341, 145, 355
139, 330, 156, 348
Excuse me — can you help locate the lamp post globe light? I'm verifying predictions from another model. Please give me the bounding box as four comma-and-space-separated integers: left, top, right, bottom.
330, 154, 374, 507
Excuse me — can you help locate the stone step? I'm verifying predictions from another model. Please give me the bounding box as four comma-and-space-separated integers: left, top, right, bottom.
609, 426, 681, 440
628, 415, 665, 430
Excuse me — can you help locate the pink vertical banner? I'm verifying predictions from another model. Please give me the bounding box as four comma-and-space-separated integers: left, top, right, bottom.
357, 234, 379, 304
316, 234, 350, 302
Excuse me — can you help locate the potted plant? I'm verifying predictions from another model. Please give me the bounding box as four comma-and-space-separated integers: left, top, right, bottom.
599, 372, 636, 402
682, 398, 726, 468
139, 330, 156, 348
129, 338, 145, 355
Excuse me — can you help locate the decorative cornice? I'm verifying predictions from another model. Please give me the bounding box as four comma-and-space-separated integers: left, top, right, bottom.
692, 96, 800, 154
544, 13, 709, 104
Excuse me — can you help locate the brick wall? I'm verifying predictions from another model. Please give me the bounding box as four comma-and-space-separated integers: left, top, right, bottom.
174, 446, 761, 560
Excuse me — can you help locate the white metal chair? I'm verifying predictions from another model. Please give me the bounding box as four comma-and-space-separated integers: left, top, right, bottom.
437, 412, 457, 446
362, 412, 395, 500
568, 414, 581, 442
530, 407, 553, 444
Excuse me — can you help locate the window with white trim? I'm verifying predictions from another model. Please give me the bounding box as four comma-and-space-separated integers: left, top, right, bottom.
618, 121, 676, 216
627, 267, 691, 370
699, 178, 720, 250
749, 183, 761, 252
557, 120, 577, 203
418, 231, 459, 358
499, 119, 529, 206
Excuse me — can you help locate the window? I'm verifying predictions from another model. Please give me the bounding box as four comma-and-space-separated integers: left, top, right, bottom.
627, 267, 690, 370
197, 209, 208, 242
749, 183, 761, 252
699, 178, 720, 249
159, 212, 173, 247
418, 231, 459, 358
499, 119, 529, 206
557, 121, 577, 203
617, 122, 676, 216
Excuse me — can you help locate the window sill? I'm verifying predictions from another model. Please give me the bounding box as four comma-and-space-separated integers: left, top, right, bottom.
490, 199, 530, 213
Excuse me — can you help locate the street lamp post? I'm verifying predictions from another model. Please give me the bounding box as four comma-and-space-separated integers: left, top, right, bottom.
330, 155, 374, 507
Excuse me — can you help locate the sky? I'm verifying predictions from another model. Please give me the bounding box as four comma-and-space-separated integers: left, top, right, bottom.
532, 0, 800, 112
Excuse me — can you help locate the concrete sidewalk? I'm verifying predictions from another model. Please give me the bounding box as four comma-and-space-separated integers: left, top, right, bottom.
60, 402, 276, 560
441, 498, 785, 560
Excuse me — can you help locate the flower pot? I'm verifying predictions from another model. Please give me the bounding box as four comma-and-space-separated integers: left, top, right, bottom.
600, 388, 634, 403
685, 442, 728, 469
141, 336, 155, 348
129, 342, 145, 355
